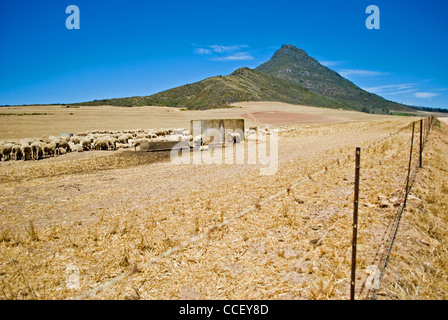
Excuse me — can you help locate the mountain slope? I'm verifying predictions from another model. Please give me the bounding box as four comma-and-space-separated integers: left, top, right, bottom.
75, 67, 344, 110
75, 44, 414, 113
256, 44, 411, 113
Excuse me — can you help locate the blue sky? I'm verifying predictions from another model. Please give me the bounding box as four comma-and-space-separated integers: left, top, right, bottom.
1, 0, 447, 108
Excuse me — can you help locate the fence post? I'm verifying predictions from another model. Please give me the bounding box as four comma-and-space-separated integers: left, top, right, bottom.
419, 119, 423, 168
350, 147, 361, 300
405, 122, 415, 195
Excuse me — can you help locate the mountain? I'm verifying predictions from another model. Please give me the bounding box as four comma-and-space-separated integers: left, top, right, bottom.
256, 44, 410, 113
75, 44, 414, 113
78, 67, 343, 110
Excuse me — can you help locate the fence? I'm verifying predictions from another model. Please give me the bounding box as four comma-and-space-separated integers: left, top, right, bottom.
351, 116, 434, 300
70, 116, 435, 300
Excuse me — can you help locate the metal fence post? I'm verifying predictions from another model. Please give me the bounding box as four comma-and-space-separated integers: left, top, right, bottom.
405, 122, 415, 195
350, 147, 361, 300
419, 119, 423, 168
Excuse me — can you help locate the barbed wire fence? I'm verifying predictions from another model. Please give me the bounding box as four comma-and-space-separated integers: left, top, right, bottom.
70, 116, 435, 300
353, 116, 435, 300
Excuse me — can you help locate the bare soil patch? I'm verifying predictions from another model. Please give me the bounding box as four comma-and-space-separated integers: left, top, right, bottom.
241, 111, 347, 125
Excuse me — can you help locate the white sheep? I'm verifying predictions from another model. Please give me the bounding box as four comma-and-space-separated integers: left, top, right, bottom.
55, 139, 71, 153
80, 137, 93, 150
227, 132, 241, 143
42, 142, 56, 157
131, 138, 150, 151
193, 135, 204, 147
21, 144, 32, 161
92, 137, 116, 151
199, 145, 209, 151
116, 142, 131, 149
30, 141, 43, 160
72, 145, 84, 152
0, 144, 13, 161
166, 134, 183, 142
11, 145, 23, 161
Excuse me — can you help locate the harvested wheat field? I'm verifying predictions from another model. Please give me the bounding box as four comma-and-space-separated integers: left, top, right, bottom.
0, 101, 396, 140
0, 103, 447, 300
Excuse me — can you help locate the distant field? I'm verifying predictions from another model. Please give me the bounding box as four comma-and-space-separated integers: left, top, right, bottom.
0, 102, 412, 140
439, 117, 448, 125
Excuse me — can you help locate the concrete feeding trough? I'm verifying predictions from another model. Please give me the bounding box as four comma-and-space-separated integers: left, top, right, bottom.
139, 140, 189, 152
190, 119, 245, 146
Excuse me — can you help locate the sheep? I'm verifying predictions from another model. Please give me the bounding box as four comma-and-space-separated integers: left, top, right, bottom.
60, 134, 72, 142
1, 144, 13, 161
80, 137, 93, 151
147, 133, 158, 139
92, 137, 116, 151
92, 138, 108, 150
116, 134, 131, 144
131, 138, 150, 151
19, 138, 34, 146
181, 135, 192, 142
245, 129, 256, 136
166, 134, 183, 142
21, 144, 32, 161
116, 143, 131, 149
227, 132, 241, 143
71, 136, 83, 144
11, 145, 23, 161
193, 135, 204, 147
55, 139, 71, 153
30, 141, 43, 160
72, 145, 84, 152
199, 145, 209, 151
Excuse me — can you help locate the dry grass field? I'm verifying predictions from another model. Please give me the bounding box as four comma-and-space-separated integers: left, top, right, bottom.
0, 101, 400, 140
0, 102, 447, 300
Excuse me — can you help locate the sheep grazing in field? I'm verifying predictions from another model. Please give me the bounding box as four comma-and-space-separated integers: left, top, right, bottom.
227, 132, 241, 143
1, 144, 13, 161
92, 137, 116, 151
245, 129, 256, 136
21, 144, 32, 161
11, 145, 23, 161
193, 135, 204, 147
131, 138, 150, 151
199, 145, 209, 151
71, 136, 82, 144
116, 134, 132, 144
166, 134, 183, 142
116, 143, 131, 149
30, 142, 43, 160
1, 127, 207, 161
80, 137, 93, 151
55, 139, 72, 153
71, 145, 84, 152
43, 142, 57, 157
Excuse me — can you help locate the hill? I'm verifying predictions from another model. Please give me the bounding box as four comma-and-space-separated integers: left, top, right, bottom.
76, 67, 343, 110
75, 44, 414, 113
256, 44, 412, 113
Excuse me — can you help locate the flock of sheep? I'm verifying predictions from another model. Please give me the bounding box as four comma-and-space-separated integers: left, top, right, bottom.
0, 128, 191, 162
0, 126, 293, 162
